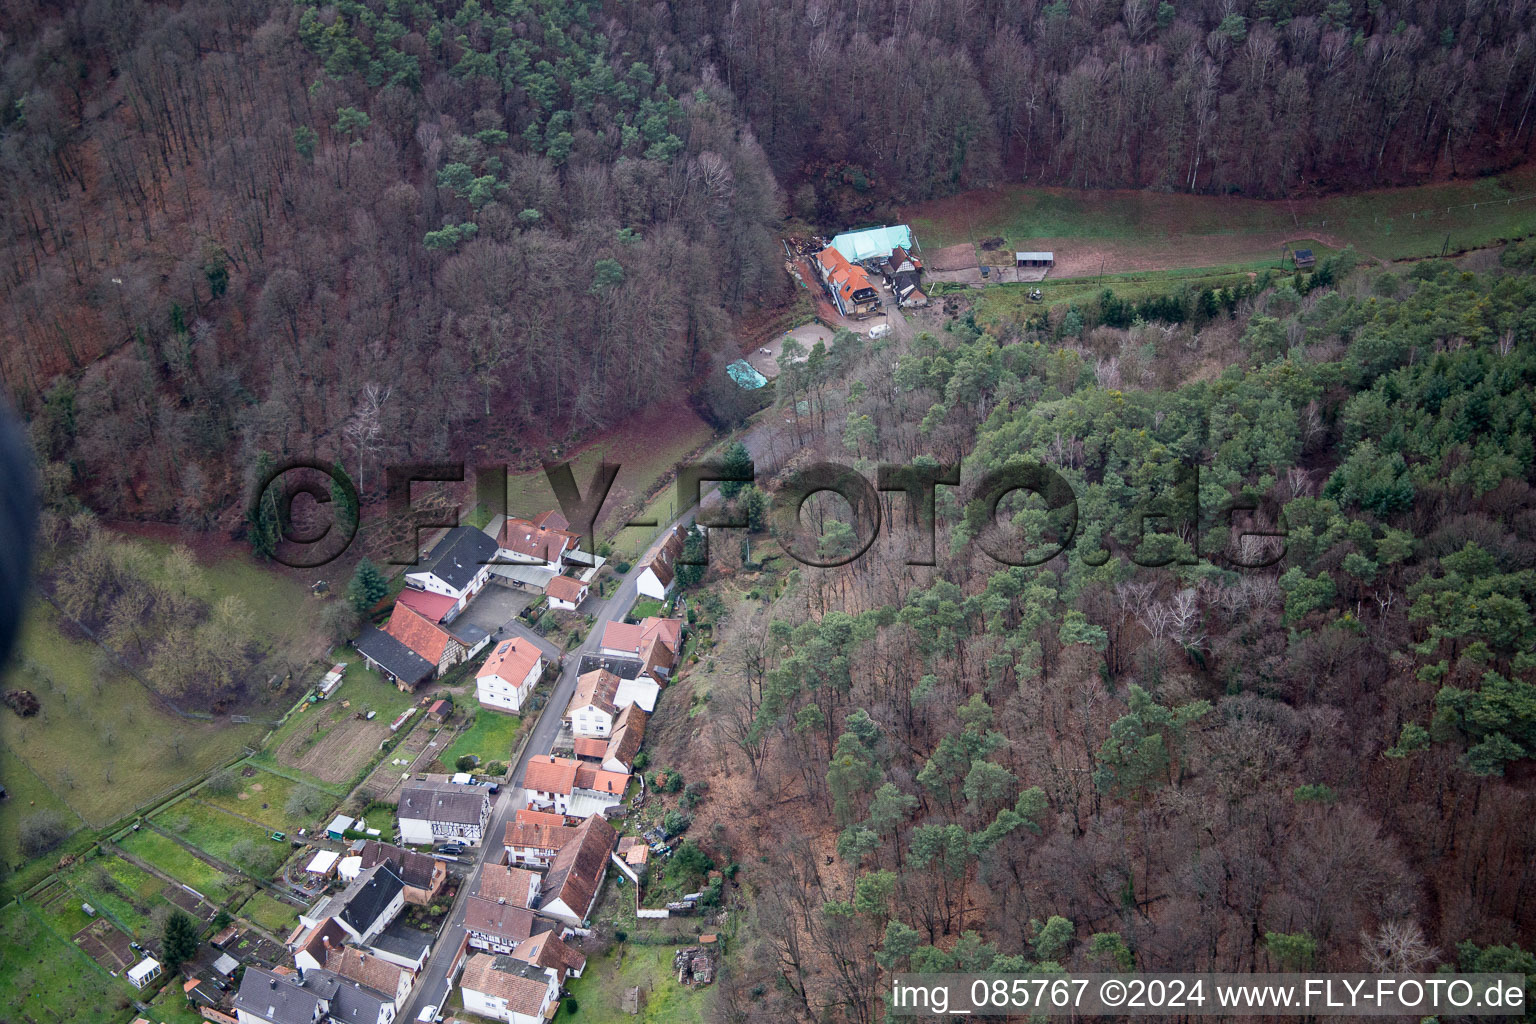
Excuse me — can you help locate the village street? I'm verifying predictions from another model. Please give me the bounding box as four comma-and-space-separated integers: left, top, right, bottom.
399, 305, 912, 1020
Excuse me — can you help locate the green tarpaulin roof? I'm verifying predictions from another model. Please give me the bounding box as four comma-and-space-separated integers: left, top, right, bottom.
830, 225, 913, 263
727, 360, 768, 389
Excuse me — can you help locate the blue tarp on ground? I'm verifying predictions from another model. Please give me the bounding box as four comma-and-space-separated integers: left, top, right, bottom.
726, 360, 768, 389
830, 224, 914, 263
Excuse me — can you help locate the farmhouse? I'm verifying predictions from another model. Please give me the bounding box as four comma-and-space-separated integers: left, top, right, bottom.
545, 574, 589, 611
883, 246, 928, 307
403, 525, 499, 613
464, 896, 545, 954
352, 626, 434, 692
576, 653, 661, 713
603, 705, 648, 774
459, 954, 560, 1024
814, 246, 882, 319
503, 809, 577, 868
382, 603, 473, 678
535, 814, 618, 926
346, 841, 447, 906
397, 778, 492, 846
635, 526, 686, 600
599, 616, 681, 673
475, 637, 544, 713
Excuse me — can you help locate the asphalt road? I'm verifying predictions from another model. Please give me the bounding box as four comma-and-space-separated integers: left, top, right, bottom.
399, 303, 913, 1020
400, 512, 690, 1021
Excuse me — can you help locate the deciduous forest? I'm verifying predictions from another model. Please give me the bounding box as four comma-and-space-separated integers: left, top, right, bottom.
6, 0, 1536, 526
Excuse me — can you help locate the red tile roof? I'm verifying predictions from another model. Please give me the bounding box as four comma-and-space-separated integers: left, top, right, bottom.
523, 755, 580, 795
504, 818, 577, 854
546, 576, 587, 604
499, 516, 578, 561
572, 737, 608, 760
476, 863, 540, 907
463, 898, 539, 943
532, 510, 570, 532
568, 670, 620, 718
574, 766, 629, 795
384, 603, 455, 665
638, 527, 686, 590
461, 954, 551, 1017
477, 638, 542, 684
395, 588, 458, 623
512, 930, 586, 980
515, 808, 566, 828
604, 706, 647, 770
538, 815, 617, 922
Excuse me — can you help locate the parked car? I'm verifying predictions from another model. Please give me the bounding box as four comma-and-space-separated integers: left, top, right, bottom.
437, 843, 464, 856
417, 1005, 439, 1023
486, 783, 500, 795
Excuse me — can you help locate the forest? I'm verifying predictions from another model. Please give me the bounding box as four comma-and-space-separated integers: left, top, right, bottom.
675, 252, 1536, 1023
5, 0, 1536, 531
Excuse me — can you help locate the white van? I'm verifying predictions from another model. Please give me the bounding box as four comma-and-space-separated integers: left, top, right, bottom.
868, 323, 891, 340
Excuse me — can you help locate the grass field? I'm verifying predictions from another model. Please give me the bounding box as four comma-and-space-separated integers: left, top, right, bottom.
627, 598, 666, 621
147, 982, 208, 1024
439, 708, 524, 770
116, 829, 237, 902
201, 765, 335, 832
563, 943, 709, 1024
237, 890, 300, 934
1, 602, 263, 830
904, 166, 1536, 275
493, 403, 716, 536
129, 537, 326, 662
58, 852, 171, 937
0, 902, 130, 1024
0, 746, 81, 870
153, 800, 270, 869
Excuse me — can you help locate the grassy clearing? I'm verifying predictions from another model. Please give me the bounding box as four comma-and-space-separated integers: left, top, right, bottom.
237, 890, 300, 934
148, 982, 208, 1024
201, 766, 334, 831
0, 745, 81, 870
500, 405, 716, 535
129, 537, 324, 661
626, 598, 666, 622
563, 942, 708, 1024
116, 828, 236, 902
439, 708, 524, 770
0, 902, 129, 1024
152, 800, 268, 868
2, 602, 262, 829
906, 167, 1536, 267
972, 258, 1301, 325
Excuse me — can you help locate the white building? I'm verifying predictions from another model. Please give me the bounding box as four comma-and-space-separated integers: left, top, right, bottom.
475, 638, 543, 714
459, 954, 559, 1024
403, 526, 499, 614
635, 525, 686, 600
397, 779, 491, 846
126, 957, 161, 989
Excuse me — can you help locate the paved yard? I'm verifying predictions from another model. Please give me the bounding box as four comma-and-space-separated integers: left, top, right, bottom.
456, 586, 535, 635
746, 323, 832, 380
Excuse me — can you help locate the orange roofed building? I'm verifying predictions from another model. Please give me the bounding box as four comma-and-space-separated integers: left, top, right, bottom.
814, 246, 882, 319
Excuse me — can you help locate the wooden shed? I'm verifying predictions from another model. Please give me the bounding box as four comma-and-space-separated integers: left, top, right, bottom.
1015, 251, 1055, 268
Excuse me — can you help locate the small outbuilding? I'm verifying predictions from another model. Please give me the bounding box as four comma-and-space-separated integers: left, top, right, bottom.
306, 849, 340, 876
326, 814, 356, 841
1015, 251, 1055, 268
1292, 247, 1316, 269
127, 957, 162, 989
